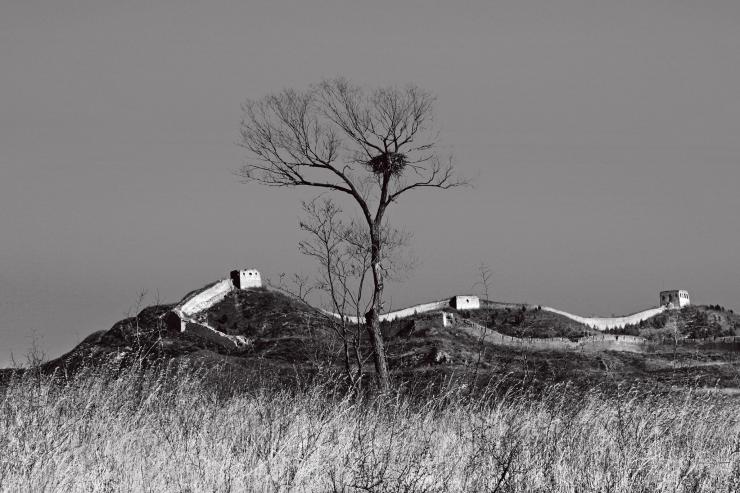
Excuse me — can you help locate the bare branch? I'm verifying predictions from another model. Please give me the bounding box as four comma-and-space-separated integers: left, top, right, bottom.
387, 156, 469, 204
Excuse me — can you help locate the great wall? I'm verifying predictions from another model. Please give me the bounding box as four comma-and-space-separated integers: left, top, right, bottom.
324, 295, 675, 331
161, 269, 262, 349
161, 268, 695, 353
539, 306, 667, 331
456, 318, 650, 352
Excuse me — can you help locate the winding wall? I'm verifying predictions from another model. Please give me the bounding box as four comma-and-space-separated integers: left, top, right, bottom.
325, 297, 666, 332
169, 278, 249, 350
323, 299, 451, 324
172, 273, 667, 340
541, 306, 666, 331
458, 319, 649, 352
177, 279, 234, 316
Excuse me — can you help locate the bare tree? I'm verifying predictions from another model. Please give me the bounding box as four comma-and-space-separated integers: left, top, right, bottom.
238, 77, 466, 390
298, 198, 414, 387
273, 272, 315, 303
474, 262, 493, 302
299, 198, 364, 385
471, 263, 493, 386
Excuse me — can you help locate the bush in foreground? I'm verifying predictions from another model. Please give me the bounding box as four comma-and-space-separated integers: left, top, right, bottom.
1, 360, 740, 492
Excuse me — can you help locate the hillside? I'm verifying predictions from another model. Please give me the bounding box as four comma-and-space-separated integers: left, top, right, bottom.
608, 305, 740, 340
7, 282, 738, 392
460, 304, 600, 340
31, 288, 339, 378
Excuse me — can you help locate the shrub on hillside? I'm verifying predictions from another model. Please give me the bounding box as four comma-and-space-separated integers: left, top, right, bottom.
682, 309, 733, 339
607, 324, 641, 337
649, 313, 668, 329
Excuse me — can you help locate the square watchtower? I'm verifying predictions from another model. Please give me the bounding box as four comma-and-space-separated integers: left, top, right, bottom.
230, 269, 262, 289
660, 290, 690, 309
450, 295, 480, 310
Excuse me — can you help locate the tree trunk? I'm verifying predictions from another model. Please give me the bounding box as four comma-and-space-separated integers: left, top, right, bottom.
366, 226, 390, 391
340, 323, 354, 384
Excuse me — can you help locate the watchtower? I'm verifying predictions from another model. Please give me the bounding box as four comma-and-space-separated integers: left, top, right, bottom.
660, 290, 690, 309
230, 269, 262, 289
450, 295, 480, 310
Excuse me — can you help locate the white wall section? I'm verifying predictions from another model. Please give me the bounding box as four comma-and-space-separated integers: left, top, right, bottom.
541, 306, 667, 331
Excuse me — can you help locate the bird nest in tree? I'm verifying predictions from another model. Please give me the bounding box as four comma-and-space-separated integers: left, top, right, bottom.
367, 152, 408, 176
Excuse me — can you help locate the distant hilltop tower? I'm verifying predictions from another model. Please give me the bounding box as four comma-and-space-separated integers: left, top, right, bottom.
660, 289, 690, 309
230, 269, 262, 289
450, 295, 480, 310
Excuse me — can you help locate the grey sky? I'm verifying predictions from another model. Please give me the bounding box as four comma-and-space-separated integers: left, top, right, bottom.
1, 0, 739, 365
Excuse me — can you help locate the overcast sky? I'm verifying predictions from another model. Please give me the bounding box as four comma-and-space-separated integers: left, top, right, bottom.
1, 0, 739, 366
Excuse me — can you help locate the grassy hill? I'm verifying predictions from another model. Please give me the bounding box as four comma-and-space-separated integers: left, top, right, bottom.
608, 305, 740, 340
7, 288, 737, 393
23, 288, 340, 384
458, 304, 600, 340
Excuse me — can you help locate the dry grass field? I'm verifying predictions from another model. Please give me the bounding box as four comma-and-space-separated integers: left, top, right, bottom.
2, 358, 740, 492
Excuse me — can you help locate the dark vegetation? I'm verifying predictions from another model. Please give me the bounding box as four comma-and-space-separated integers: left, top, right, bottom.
607, 305, 740, 340
462, 304, 600, 340
6, 289, 740, 394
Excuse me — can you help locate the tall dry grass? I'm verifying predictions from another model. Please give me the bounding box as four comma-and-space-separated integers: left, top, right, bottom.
1, 359, 740, 492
